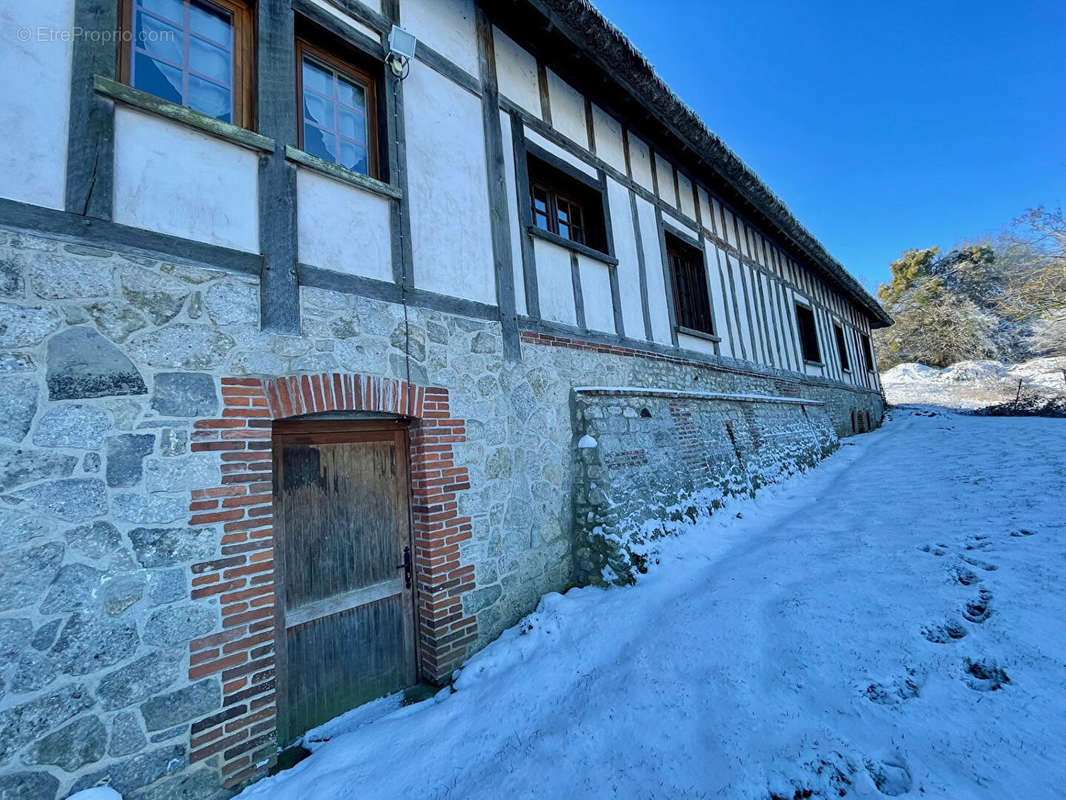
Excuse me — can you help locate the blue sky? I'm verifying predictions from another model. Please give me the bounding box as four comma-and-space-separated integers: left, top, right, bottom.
591, 0, 1066, 292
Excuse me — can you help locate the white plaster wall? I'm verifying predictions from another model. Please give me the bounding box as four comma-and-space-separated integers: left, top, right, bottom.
654, 154, 676, 207
306, 0, 380, 43
493, 26, 540, 117
404, 62, 496, 305
296, 169, 391, 282
706, 244, 733, 358
678, 331, 714, 356
782, 286, 804, 369
722, 206, 738, 248
403, 0, 478, 78
606, 179, 644, 339
662, 212, 698, 241
697, 188, 713, 234
545, 69, 587, 149
500, 111, 526, 316
0, 0, 75, 209
725, 254, 753, 361
628, 134, 653, 191
578, 258, 615, 334
532, 238, 576, 326
591, 104, 625, 174
524, 129, 597, 178
113, 109, 259, 252
635, 196, 671, 344
678, 173, 695, 220
738, 262, 766, 364
757, 272, 780, 368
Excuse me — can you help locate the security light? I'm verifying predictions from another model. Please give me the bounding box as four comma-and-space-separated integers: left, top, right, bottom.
386, 25, 417, 78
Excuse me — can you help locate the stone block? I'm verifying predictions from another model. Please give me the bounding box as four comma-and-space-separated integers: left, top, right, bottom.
140, 678, 220, 731
129, 527, 217, 568
106, 433, 156, 487
151, 372, 219, 417
97, 652, 181, 710
0, 376, 38, 443
143, 604, 216, 648
46, 326, 148, 400
0, 542, 64, 612
24, 714, 107, 771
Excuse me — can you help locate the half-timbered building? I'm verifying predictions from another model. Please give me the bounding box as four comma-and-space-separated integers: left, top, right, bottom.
0, 0, 890, 795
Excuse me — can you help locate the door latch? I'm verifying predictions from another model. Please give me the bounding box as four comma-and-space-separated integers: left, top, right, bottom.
397, 545, 412, 589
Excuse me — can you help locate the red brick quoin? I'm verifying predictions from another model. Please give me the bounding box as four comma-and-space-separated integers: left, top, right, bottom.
184, 373, 475, 787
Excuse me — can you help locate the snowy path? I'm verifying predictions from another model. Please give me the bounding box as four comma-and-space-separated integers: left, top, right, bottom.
240, 410, 1066, 800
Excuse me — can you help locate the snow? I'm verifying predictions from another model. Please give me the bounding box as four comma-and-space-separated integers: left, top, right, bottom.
577, 434, 598, 449
240, 410, 1066, 800
67, 788, 123, 800
883, 357, 1066, 408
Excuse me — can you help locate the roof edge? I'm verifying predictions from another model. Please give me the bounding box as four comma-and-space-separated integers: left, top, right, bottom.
528, 0, 893, 327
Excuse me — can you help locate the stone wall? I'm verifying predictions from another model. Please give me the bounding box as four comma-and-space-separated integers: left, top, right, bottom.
570, 388, 838, 585
0, 227, 883, 798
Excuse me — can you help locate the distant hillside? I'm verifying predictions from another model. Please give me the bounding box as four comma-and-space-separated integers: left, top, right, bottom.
882, 356, 1066, 409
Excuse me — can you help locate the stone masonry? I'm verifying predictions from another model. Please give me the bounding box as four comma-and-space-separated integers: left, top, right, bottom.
0, 228, 883, 797
570, 389, 838, 585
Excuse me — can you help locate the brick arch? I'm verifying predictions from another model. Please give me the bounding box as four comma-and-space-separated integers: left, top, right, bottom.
184, 373, 476, 788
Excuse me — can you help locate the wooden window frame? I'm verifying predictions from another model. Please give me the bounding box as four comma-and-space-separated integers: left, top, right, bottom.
666, 232, 715, 337
794, 302, 822, 365
295, 38, 380, 180
118, 0, 256, 130
531, 181, 586, 246
833, 322, 851, 372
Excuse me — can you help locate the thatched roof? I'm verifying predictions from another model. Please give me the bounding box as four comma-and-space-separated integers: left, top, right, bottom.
528, 0, 893, 327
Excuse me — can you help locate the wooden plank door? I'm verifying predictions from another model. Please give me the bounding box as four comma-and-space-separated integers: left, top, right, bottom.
272, 419, 417, 746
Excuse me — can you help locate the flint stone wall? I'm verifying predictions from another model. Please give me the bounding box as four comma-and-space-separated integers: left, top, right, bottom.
0, 227, 882, 797
571, 388, 838, 585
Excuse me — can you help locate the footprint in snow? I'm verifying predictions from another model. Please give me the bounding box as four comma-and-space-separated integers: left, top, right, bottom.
865, 670, 921, 705
962, 555, 998, 572
920, 543, 949, 557
921, 619, 968, 643
865, 755, 913, 796
964, 658, 1010, 692
1009, 528, 1036, 537
963, 589, 993, 623
951, 564, 980, 586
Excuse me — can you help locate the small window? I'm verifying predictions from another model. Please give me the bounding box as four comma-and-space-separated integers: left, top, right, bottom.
297, 40, 378, 177
795, 303, 821, 364
120, 0, 254, 127
666, 233, 714, 336
859, 333, 875, 372
833, 323, 850, 372
526, 153, 607, 253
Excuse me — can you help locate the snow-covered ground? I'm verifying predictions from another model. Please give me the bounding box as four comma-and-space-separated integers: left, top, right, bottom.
238, 410, 1065, 800
882, 357, 1066, 409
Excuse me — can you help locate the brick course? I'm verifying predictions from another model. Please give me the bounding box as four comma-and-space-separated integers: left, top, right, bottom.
185, 373, 475, 787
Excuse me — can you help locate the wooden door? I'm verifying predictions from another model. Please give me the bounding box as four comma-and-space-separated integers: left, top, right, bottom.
272, 419, 417, 746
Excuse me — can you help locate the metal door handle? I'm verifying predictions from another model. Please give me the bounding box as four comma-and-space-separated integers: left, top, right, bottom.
396, 546, 412, 589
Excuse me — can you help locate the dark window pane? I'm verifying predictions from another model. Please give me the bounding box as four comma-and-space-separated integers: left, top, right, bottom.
189, 36, 231, 86
133, 51, 183, 105
339, 141, 368, 175
795, 305, 821, 363
303, 92, 333, 128
337, 75, 366, 112
304, 122, 336, 164
190, 0, 231, 44
302, 59, 333, 97
135, 10, 183, 64
138, 0, 183, 26
188, 73, 231, 121
834, 324, 850, 371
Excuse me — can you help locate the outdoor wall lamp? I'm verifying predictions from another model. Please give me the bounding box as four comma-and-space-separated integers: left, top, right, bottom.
386, 25, 417, 79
